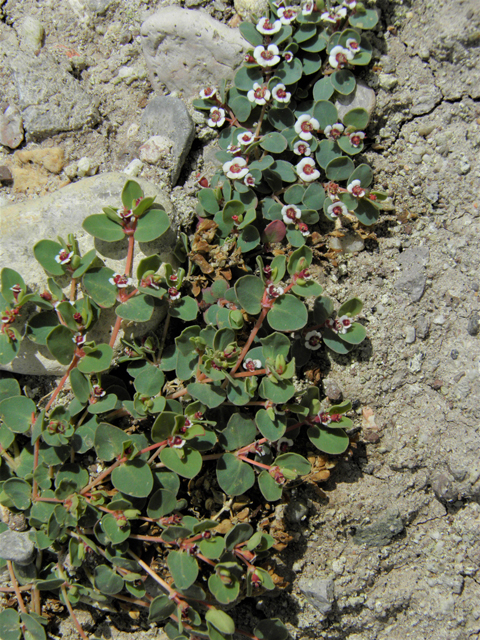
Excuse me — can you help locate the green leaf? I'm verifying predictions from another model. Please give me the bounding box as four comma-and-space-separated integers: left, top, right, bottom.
187, 383, 225, 408
169, 296, 198, 321
261, 332, 290, 360
0, 608, 21, 640
313, 100, 338, 129
78, 344, 113, 374
218, 414, 257, 451
70, 368, 90, 404
56, 463, 89, 492
94, 565, 124, 595
342, 107, 369, 130
349, 7, 379, 29
255, 409, 286, 441
136, 254, 163, 281
325, 156, 355, 181
216, 453, 255, 496
275, 452, 311, 476
94, 422, 129, 461
294, 23, 317, 43
284, 184, 304, 205
83, 267, 117, 308
260, 132, 288, 153
268, 295, 308, 331
322, 328, 354, 354
0, 377, 20, 403
1, 269, 25, 303
338, 135, 364, 155
33, 239, 67, 276
20, 613, 46, 640
348, 163, 373, 188
205, 609, 235, 635
302, 183, 325, 210
308, 425, 350, 454
116, 294, 156, 322
302, 52, 322, 75
268, 108, 295, 130
270, 160, 297, 183
0, 396, 35, 433
199, 188, 220, 215
148, 595, 176, 622
122, 180, 144, 209
258, 470, 283, 501
287, 245, 312, 275
255, 619, 289, 640
160, 447, 203, 479
234, 66, 263, 91
229, 95, 252, 123
25, 312, 59, 345
276, 58, 303, 85
134, 366, 165, 396
271, 24, 292, 45
101, 514, 131, 545
83, 214, 124, 242
354, 198, 380, 226
331, 69, 356, 95
259, 377, 295, 403
167, 550, 198, 590
235, 275, 264, 315
71, 249, 98, 278
313, 295, 334, 324
0, 331, 20, 366
239, 21, 263, 46
238, 225, 260, 253
208, 573, 240, 605
111, 459, 154, 498
340, 322, 367, 344
135, 207, 171, 242
147, 489, 177, 519
199, 536, 226, 560
338, 297, 363, 317
313, 77, 334, 101
316, 139, 342, 170
301, 33, 328, 53
3, 478, 31, 510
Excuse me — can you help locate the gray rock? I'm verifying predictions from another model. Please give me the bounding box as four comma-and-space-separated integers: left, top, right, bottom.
395, 247, 429, 302
335, 80, 376, 124
467, 312, 479, 336
86, 0, 113, 14
431, 472, 457, 502
234, 0, 269, 21
0, 173, 176, 375
353, 511, 404, 547
141, 8, 246, 100
0, 529, 35, 565
378, 73, 398, 91
0, 165, 13, 185
7, 51, 100, 140
286, 498, 309, 523
324, 379, 343, 402
139, 97, 195, 185
0, 105, 24, 149
416, 316, 430, 339
329, 232, 365, 253
405, 326, 416, 344
299, 575, 335, 615
17, 16, 44, 51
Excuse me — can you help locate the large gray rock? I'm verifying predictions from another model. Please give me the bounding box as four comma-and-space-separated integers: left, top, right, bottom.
335, 80, 376, 125
395, 246, 429, 302
299, 575, 335, 615
141, 8, 246, 100
139, 97, 195, 185
0, 529, 35, 565
353, 510, 404, 547
7, 51, 100, 140
0, 173, 177, 375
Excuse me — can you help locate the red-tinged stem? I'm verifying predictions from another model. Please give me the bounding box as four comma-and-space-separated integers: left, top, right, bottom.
147, 443, 167, 465
195, 551, 216, 567
112, 592, 150, 608
124, 223, 137, 278
254, 103, 268, 140
234, 549, 254, 570
0, 584, 33, 593
237, 455, 272, 470
7, 560, 27, 613
229, 307, 269, 377
32, 439, 40, 501
233, 368, 266, 378
61, 583, 89, 640
128, 550, 178, 599
109, 315, 123, 349
35, 496, 63, 503
80, 457, 124, 495
129, 534, 168, 545
44, 354, 80, 413
69, 277, 77, 302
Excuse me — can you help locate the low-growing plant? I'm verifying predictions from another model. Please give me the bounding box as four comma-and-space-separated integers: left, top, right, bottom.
0, 1, 383, 638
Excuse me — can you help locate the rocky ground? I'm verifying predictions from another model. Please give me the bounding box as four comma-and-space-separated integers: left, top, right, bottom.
1, 0, 480, 639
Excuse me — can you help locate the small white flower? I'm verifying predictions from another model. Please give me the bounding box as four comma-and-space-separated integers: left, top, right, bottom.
337, 315, 353, 334
281, 204, 302, 225
117, 207, 133, 220
244, 173, 256, 187
283, 51, 294, 63
109, 273, 133, 288
347, 179, 366, 198
73, 334, 86, 346
336, 7, 347, 19
302, 1, 314, 15
200, 87, 217, 99
244, 357, 262, 372
318, 411, 332, 425
237, 131, 255, 146
324, 123, 345, 140
266, 283, 284, 298
168, 287, 181, 301
169, 435, 186, 449
223, 157, 249, 180
346, 38, 360, 53
343, 0, 357, 8
208, 107, 226, 128
294, 114, 320, 141
272, 83, 291, 103
276, 437, 294, 452
254, 44, 281, 67
327, 200, 348, 217
247, 82, 271, 105
91, 384, 106, 398
349, 130, 365, 147
321, 11, 337, 23
298, 222, 310, 237
227, 143, 242, 154
256, 17, 282, 34
305, 330, 322, 350
329, 45, 354, 69
296, 158, 320, 182
278, 6, 298, 24
293, 140, 312, 156
55, 250, 74, 265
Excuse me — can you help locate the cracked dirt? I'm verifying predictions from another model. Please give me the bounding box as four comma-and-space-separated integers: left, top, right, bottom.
0, 0, 479, 638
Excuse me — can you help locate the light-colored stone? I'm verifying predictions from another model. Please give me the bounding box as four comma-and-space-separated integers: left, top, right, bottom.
329, 232, 365, 253
234, 0, 269, 21
17, 16, 45, 51
378, 73, 398, 91
335, 80, 376, 124
77, 156, 98, 177
139, 135, 173, 165
0, 105, 24, 149
141, 8, 246, 100
0, 173, 176, 375
123, 158, 144, 176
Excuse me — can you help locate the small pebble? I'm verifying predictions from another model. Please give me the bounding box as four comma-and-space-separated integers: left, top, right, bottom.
450, 349, 459, 360
467, 312, 479, 336
0, 165, 14, 185
123, 158, 143, 177
405, 326, 416, 344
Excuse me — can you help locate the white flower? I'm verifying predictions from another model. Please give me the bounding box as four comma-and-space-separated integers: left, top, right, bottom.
169, 435, 186, 449
327, 200, 348, 217
244, 357, 262, 372
329, 45, 354, 69
283, 51, 294, 62
296, 158, 320, 182
227, 143, 242, 154
276, 437, 294, 452
318, 411, 332, 425
281, 204, 302, 225
109, 273, 133, 288
256, 17, 282, 34
223, 157, 249, 180
117, 207, 133, 220
168, 287, 181, 301
55, 250, 74, 265
73, 334, 86, 346
347, 179, 366, 198
321, 11, 337, 23
247, 83, 271, 105
200, 87, 217, 99
349, 130, 365, 147
208, 107, 226, 128
278, 6, 298, 24
302, 1, 314, 15
336, 7, 347, 19
337, 315, 353, 334
254, 44, 281, 67
92, 384, 106, 398
266, 283, 284, 298
244, 173, 256, 187
304, 330, 322, 350
346, 38, 360, 53
272, 83, 291, 103
237, 131, 255, 146
324, 123, 344, 140
343, 0, 357, 8
293, 140, 312, 156
298, 222, 310, 237
294, 114, 320, 141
